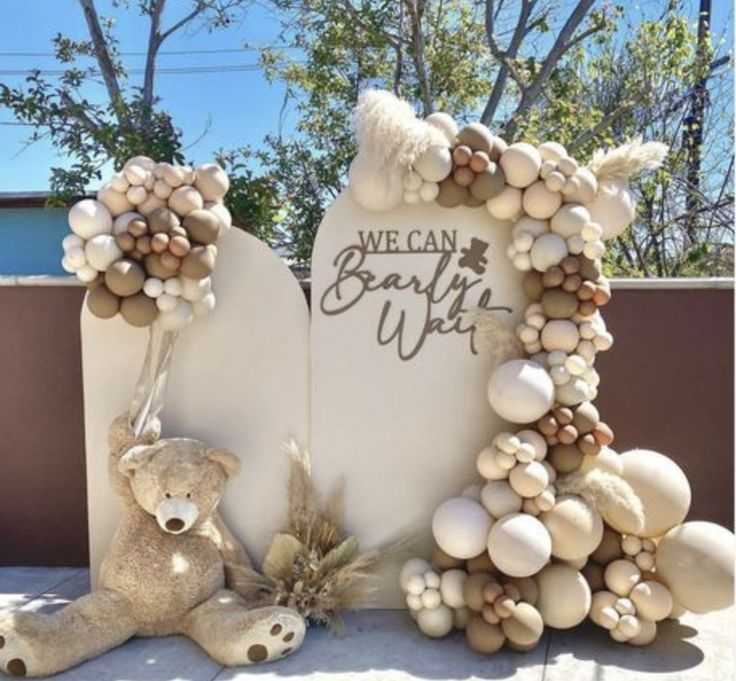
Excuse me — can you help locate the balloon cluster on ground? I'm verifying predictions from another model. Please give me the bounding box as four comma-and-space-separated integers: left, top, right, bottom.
347, 90, 733, 654
62, 157, 231, 330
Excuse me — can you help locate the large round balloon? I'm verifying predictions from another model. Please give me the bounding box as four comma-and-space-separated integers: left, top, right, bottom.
618, 449, 691, 538
487, 359, 555, 424
540, 495, 603, 561
487, 513, 551, 577
432, 497, 493, 560
348, 153, 404, 211
656, 521, 735, 614
535, 564, 591, 629
587, 178, 636, 240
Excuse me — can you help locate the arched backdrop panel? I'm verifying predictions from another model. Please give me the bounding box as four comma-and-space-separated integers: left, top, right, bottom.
82, 228, 311, 583
310, 190, 527, 606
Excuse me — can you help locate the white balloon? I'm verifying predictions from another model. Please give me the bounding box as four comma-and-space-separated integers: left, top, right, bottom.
487, 513, 551, 577
348, 153, 404, 212
487, 359, 555, 423
193, 292, 216, 317
156, 299, 193, 331
68, 199, 113, 239
587, 178, 636, 240
84, 234, 122, 271
432, 497, 493, 560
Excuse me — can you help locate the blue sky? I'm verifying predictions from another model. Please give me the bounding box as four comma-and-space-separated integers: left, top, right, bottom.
0, 1, 732, 192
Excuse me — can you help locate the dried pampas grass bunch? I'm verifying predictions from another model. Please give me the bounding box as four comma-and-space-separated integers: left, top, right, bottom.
588, 137, 669, 181
354, 89, 437, 166
232, 440, 396, 631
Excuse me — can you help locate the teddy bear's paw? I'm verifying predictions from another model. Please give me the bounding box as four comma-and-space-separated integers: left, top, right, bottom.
0, 615, 39, 677
240, 607, 306, 665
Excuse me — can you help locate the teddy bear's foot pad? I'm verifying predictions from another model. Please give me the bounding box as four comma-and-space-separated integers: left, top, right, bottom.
0, 630, 32, 677
238, 610, 305, 665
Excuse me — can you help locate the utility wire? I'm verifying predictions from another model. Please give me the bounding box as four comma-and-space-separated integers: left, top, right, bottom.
0, 47, 294, 58
0, 63, 274, 76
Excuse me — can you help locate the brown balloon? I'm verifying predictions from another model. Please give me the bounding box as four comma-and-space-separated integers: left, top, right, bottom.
432, 545, 464, 570
86, 284, 120, 319
469, 164, 505, 201
120, 293, 158, 327
436, 178, 469, 208
466, 615, 505, 655
184, 209, 221, 245
180, 244, 216, 279
463, 572, 495, 612
144, 253, 177, 280
542, 289, 579, 319
456, 123, 495, 155
148, 207, 180, 234
501, 602, 544, 649
105, 259, 145, 297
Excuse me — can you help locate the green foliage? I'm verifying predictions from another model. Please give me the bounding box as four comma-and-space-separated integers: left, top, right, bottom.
235, 0, 732, 275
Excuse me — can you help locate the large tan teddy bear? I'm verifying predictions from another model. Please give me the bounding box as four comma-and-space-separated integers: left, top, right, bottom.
0, 416, 305, 677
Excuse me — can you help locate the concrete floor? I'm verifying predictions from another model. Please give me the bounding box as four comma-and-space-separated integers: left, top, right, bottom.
0, 567, 733, 680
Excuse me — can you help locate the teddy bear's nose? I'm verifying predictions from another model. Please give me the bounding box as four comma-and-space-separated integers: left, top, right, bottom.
165, 518, 185, 533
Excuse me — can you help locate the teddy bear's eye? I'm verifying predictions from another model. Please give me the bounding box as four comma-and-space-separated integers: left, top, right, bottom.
186, 493, 192, 499
165, 492, 171, 499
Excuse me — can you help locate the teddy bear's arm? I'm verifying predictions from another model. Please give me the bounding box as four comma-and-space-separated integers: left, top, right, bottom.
107, 412, 161, 502
209, 510, 253, 585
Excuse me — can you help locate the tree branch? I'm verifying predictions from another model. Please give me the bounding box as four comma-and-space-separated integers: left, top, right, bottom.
404, 0, 433, 116
159, 2, 206, 42
77, 0, 128, 125
504, 0, 596, 138
567, 100, 636, 151
143, 0, 167, 108
481, 0, 532, 126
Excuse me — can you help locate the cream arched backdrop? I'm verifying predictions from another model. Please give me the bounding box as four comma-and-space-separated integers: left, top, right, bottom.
82, 227, 311, 583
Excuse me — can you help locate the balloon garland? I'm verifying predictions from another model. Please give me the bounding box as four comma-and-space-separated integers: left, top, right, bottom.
347, 90, 734, 651
62, 156, 232, 434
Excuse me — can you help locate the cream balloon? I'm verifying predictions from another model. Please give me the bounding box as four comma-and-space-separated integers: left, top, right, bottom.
480, 481, 523, 518
656, 521, 735, 613
487, 513, 551, 577
540, 495, 603, 561
413, 145, 452, 182
486, 186, 522, 220
417, 605, 454, 638
487, 359, 555, 424
68, 199, 113, 239
432, 497, 493, 560
348, 153, 404, 211
619, 449, 691, 538
535, 564, 591, 629
587, 178, 636, 240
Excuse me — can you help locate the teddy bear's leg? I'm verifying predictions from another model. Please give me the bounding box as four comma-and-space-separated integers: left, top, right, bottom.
0, 589, 137, 677
182, 590, 306, 666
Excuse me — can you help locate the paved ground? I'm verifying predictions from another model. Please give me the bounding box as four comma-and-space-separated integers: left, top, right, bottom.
0, 567, 732, 680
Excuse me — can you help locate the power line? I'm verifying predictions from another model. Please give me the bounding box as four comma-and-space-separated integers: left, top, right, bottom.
0, 47, 294, 58
0, 63, 270, 77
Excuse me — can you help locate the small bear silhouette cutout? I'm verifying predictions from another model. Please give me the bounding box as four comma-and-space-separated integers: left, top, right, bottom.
459, 238, 490, 274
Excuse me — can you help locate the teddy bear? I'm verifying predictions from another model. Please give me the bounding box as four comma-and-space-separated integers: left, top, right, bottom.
0, 415, 305, 677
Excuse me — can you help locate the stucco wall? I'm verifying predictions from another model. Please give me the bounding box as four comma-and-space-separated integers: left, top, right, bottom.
0, 281, 732, 566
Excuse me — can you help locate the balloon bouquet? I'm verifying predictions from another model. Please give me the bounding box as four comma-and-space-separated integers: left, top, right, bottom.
347, 90, 734, 653
61, 156, 232, 433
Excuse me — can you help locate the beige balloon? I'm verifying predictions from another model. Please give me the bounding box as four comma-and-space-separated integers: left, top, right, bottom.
540, 495, 603, 561
535, 564, 591, 629
656, 521, 735, 613
619, 449, 691, 538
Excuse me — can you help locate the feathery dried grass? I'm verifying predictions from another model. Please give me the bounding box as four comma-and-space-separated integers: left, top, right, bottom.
588, 138, 669, 181
557, 468, 645, 535
233, 440, 399, 631
470, 308, 524, 371
354, 89, 434, 166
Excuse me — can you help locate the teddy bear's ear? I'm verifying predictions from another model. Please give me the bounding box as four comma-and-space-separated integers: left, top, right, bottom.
118, 443, 161, 477
206, 448, 241, 479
